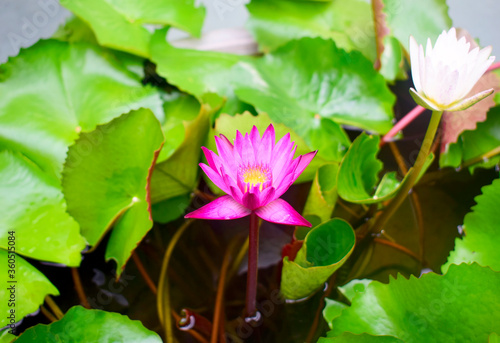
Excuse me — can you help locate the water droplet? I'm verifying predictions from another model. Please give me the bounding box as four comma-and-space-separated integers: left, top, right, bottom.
131, 196, 140, 203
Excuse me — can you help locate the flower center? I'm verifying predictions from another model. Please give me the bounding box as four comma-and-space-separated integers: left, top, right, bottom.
241, 165, 270, 192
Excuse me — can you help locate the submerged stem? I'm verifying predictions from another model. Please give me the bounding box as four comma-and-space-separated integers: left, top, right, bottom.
157, 219, 194, 342
373, 110, 443, 232
44, 296, 64, 320
71, 267, 91, 309
132, 252, 157, 295
245, 213, 260, 318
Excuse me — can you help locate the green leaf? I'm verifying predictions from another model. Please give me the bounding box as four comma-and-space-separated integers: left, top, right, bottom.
378, 36, 406, 82
0, 330, 16, 343
440, 106, 500, 171
61, 0, 205, 57
0, 151, 84, 266
382, 0, 452, 52
490, 333, 500, 343
443, 178, 500, 273
327, 263, 500, 342
151, 194, 191, 224
323, 279, 373, 328
150, 105, 211, 203
15, 306, 162, 342
303, 163, 339, 225
158, 92, 200, 163
337, 133, 434, 204
281, 219, 356, 300
150, 29, 247, 114
62, 109, 164, 274
233, 38, 396, 134
246, 0, 376, 61
0, 250, 59, 328
0, 39, 163, 179
319, 333, 404, 343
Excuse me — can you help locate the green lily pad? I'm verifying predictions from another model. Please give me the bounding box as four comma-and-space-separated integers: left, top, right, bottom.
0, 330, 16, 343
151, 194, 191, 224
382, 0, 452, 52
246, 0, 376, 61
158, 92, 200, 163
337, 133, 434, 204
440, 106, 500, 171
303, 163, 339, 227
15, 306, 162, 342
326, 263, 500, 342
0, 250, 59, 329
443, 178, 500, 273
319, 333, 404, 343
61, 0, 205, 57
62, 109, 164, 274
233, 38, 396, 135
150, 105, 211, 204
281, 219, 356, 300
0, 39, 163, 179
0, 151, 85, 266
150, 29, 248, 114
323, 279, 373, 328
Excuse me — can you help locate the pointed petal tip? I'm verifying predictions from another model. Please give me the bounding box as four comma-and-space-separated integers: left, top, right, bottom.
255, 198, 311, 227
446, 88, 495, 112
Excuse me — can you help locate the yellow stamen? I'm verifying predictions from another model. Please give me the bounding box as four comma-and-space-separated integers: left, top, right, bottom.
242, 166, 269, 192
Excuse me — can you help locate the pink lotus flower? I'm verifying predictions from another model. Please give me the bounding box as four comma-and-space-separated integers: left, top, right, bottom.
185, 124, 316, 227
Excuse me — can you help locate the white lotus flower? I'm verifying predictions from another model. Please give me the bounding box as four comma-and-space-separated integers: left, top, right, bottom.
409, 28, 495, 112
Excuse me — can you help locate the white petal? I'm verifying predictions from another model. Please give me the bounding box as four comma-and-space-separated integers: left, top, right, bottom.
409, 36, 422, 92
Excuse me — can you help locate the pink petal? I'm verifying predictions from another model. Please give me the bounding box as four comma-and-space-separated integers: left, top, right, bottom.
215, 135, 236, 175
258, 124, 275, 165
185, 195, 251, 220
254, 198, 311, 227
258, 186, 276, 207
199, 163, 230, 194
242, 192, 260, 210
294, 150, 317, 179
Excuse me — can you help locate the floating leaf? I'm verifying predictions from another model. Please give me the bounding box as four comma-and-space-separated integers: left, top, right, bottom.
443, 178, 500, 273
382, 0, 452, 52
440, 106, 500, 170
337, 133, 433, 204
150, 29, 248, 113
158, 92, 200, 163
61, 0, 205, 57
323, 279, 373, 328
233, 38, 396, 134
15, 306, 162, 342
151, 194, 191, 224
62, 109, 164, 274
246, 0, 376, 61
0, 151, 84, 266
150, 106, 210, 203
0, 250, 59, 328
303, 163, 339, 225
281, 219, 356, 300
0, 39, 163, 178
326, 263, 500, 342
319, 333, 404, 343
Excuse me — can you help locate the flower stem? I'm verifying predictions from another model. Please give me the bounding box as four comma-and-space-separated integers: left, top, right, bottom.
381, 105, 426, 146
157, 219, 194, 342
245, 213, 260, 318
373, 110, 443, 232
71, 267, 91, 309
